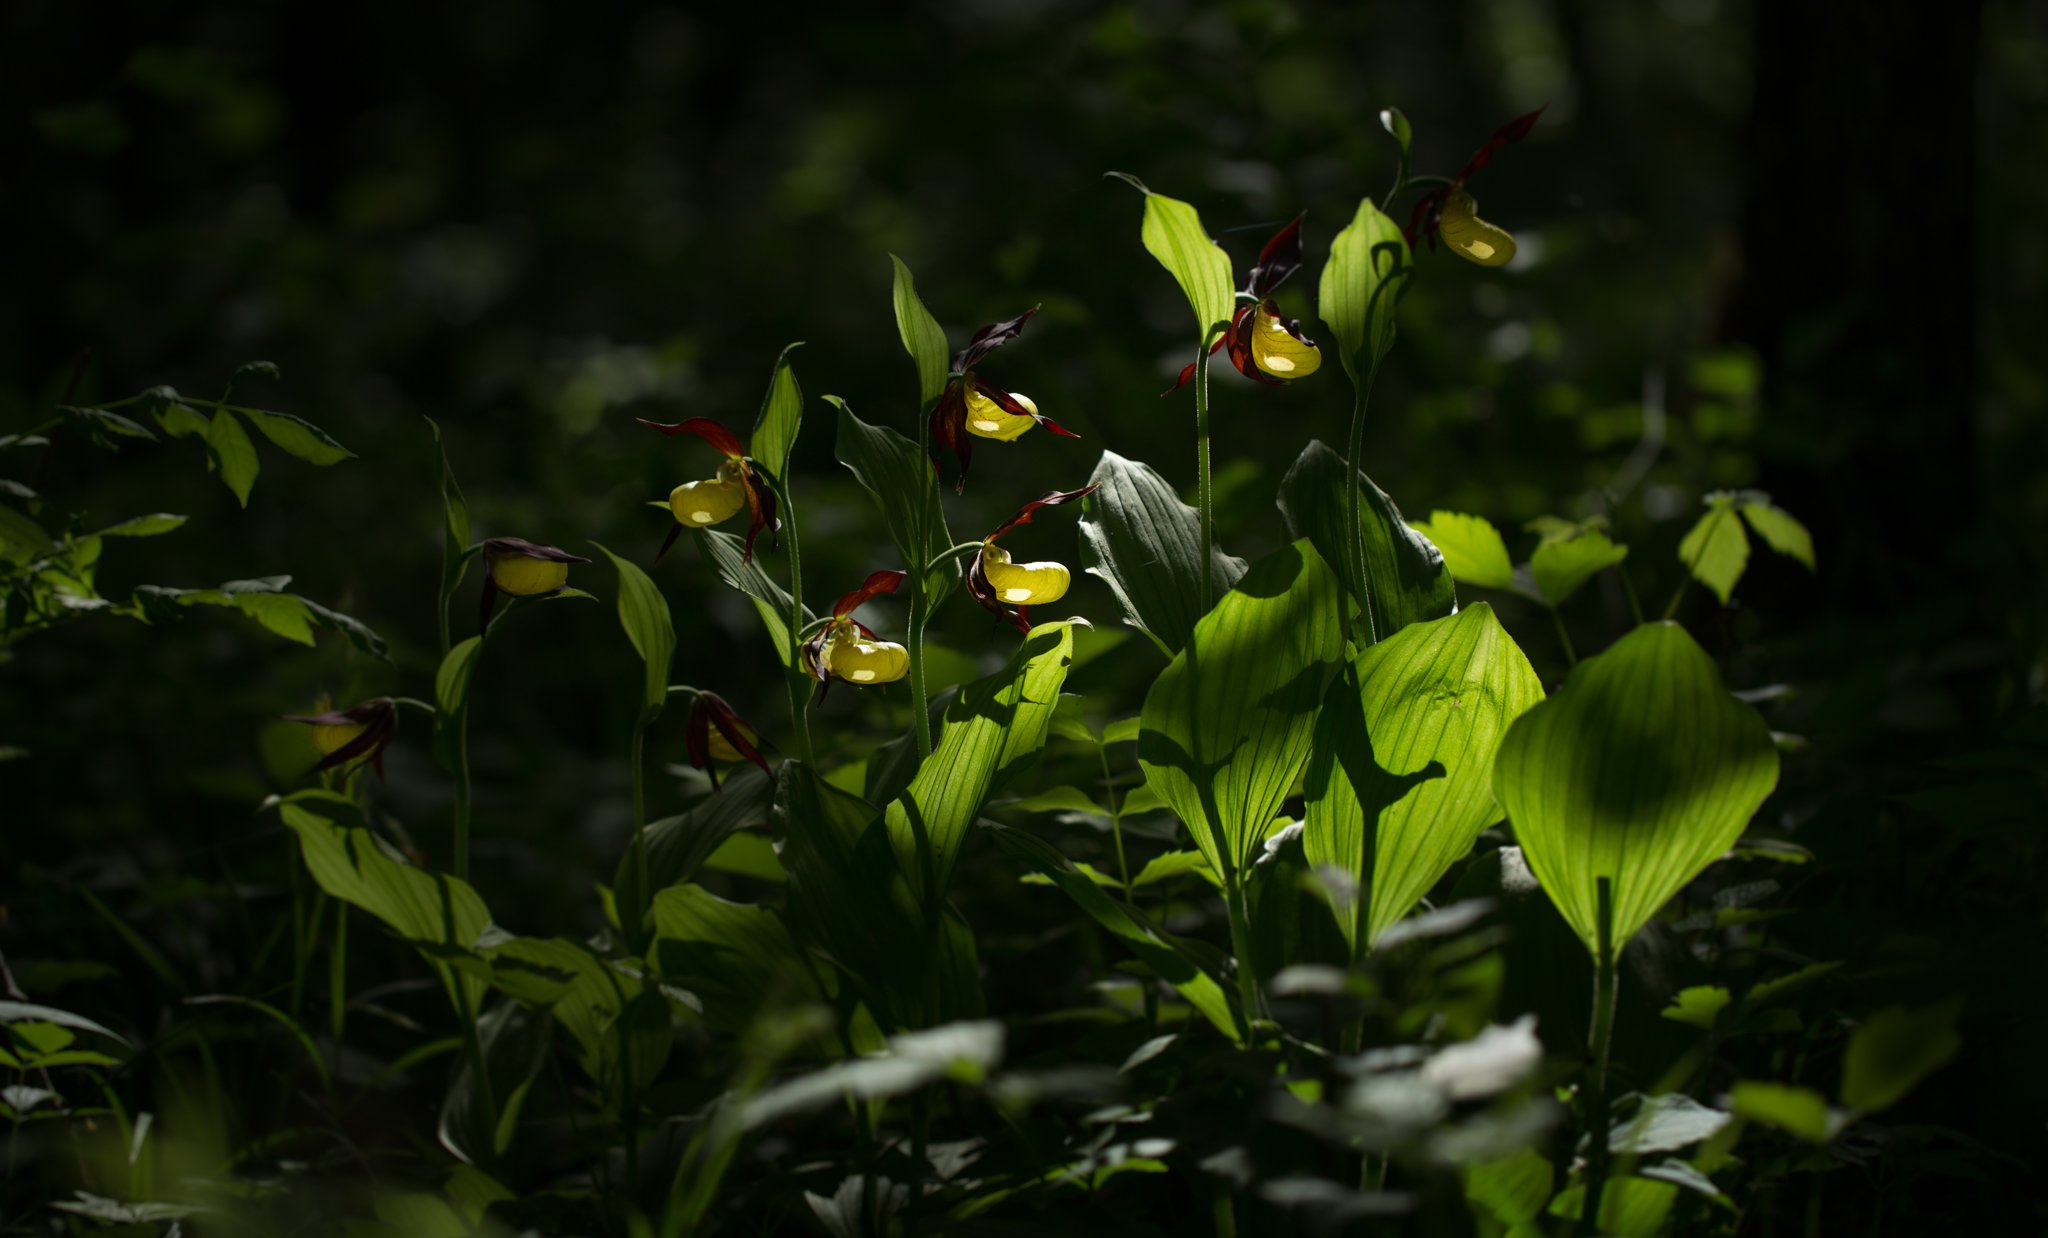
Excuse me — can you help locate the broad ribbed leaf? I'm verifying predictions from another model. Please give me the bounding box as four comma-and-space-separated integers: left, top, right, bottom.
1494, 622, 1781, 952
1410, 511, 1516, 591
236, 407, 354, 465
749, 342, 806, 476
483, 937, 668, 1092
703, 529, 815, 667
830, 398, 955, 604
1277, 440, 1453, 641
592, 543, 674, 720
1078, 450, 1246, 655
889, 256, 951, 406
651, 886, 831, 1033
1112, 176, 1235, 335
883, 621, 1076, 901
1318, 198, 1411, 382
1530, 531, 1628, 606
1305, 604, 1543, 953
1139, 540, 1345, 878
988, 824, 1240, 1042
1678, 500, 1749, 604
615, 766, 773, 937
281, 793, 489, 1013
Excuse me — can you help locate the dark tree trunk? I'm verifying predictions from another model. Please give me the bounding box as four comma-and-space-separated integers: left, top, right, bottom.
1726, 0, 1982, 608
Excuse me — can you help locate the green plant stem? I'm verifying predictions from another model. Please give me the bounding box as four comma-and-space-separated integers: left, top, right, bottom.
779, 481, 815, 765
1195, 333, 1217, 616
1620, 568, 1646, 625
1579, 878, 1620, 1237
329, 899, 348, 1043
1225, 874, 1261, 1036
908, 584, 932, 758
448, 972, 500, 1169
1099, 745, 1131, 891
631, 713, 650, 937
1344, 354, 1385, 647
1548, 604, 1579, 665
452, 704, 474, 884
1211, 1177, 1238, 1238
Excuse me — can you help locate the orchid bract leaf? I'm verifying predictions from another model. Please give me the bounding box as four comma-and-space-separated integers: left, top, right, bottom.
1277, 440, 1454, 640
593, 542, 676, 721
1078, 450, 1246, 655
1318, 199, 1411, 383
749, 342, 806, 478
889, 256, 951, 407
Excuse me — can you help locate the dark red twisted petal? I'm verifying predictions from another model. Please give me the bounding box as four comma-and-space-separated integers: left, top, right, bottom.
638, 416, 744, 458
986, 484, 1100, 543
1455, 107, 1545, 185
739, 462, 779, 564
831, 569, 907, 618
1224, 305, 1284, 386
1162, 335, 1230, 397
953, 305, 1039, 372
1245, 212, 1306, 297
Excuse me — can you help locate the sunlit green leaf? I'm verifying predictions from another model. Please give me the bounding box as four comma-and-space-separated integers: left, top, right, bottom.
592, 543, 675, 720
1678, 498, 1749, 604
1140, 540, 1345, 878
1079, 450, 1246, 655
1548, 1176, 1678, 1235
1318, 198, 1411, 381
1494, 622, 1781, 953
1110, 175, 1235, 336
703, 528, 816, 667
1607, 1093, 1732, 1155
615, 766, 774, 934
988, 824, 1239, 1042
1662, 985, 1732, 1029
749, 342, 806, 476
1277, 439, 1454, 641
1736, 494, 1816, 571
1410, 511, 1517, 592
236, 406, 354, 465
652, 885, 831, 1033
889, 255, 951, 406
1729, 1080, 1832, 1142
1530, 530, 1628, 606
1841, 999, 1962, 1114
1305, 603, 1543, 953
1462, 1146, 1551, 1226
94, 513, 186, 538
206, 403, 260, 506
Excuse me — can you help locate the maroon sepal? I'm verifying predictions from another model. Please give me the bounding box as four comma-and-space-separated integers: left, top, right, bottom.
986, 484, 1099, 543
968, 484, 1099, 634
685, 691, 771, 790
738, 460, 779, 563
952, 305, 1039, 372
654, 521, 684, 565
1224, 304, 1285, 386
1245, 213, 1306, 298
832, 569, 907, 617
283, 698, 399, 780
929, 382, 974, 492
1455, 107, 1545, 185
483, 537, 590, 564
638, 416, 745, 458
1163, 335, 1230, 396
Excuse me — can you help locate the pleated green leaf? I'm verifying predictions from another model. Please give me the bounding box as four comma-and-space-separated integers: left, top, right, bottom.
651, 885, 832, 1033
831, 397, 955, 603
889, 255, 952, 407
1276, 439, 1455, 641
1304, 603, 1544, 953
482, 936, 668, 1093
703, 529, 815, 667
614, 765, 774, 937
1078, 449, 1246, 655
1139, 540, 1345, 878
593, 543, 675, 721
883, 620, 1076, 901
1494, 622, 1781, 953
280, 793, 490, 1014
1317, 198, 1411, 382
748, 342, 806, 477
1111, 175, 1235, 336
987, 824, 1241, 1043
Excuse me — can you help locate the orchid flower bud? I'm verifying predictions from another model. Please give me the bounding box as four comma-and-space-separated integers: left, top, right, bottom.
979, 543, 1071, 605
282, 697, 399, 778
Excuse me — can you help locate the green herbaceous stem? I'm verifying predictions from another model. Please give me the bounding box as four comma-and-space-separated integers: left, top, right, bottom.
631, 713, 650, 935
779, 480, 815, 764
1344, 353, 1384, 647
1195, 332, 1217, 615
1225, 873, 1261, 1036
1579, 878, 1620, 1235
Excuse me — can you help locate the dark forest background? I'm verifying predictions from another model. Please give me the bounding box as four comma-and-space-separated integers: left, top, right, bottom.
4, 0, 2045, 1227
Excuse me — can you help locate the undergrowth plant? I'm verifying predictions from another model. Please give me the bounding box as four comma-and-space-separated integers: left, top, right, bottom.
4, 108, 1966, 1238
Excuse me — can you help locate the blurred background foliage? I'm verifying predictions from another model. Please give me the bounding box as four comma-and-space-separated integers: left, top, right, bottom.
3, 0, 2045, 1225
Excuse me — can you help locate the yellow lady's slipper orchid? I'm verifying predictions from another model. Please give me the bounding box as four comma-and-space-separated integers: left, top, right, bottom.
283, 697, 398, 778
683, 690, 771, 788
640, 416, 779, 563
799, 569, 911, 693
1248, 309, 1323, 378
1435, 188, 1516, 268
963, 388, 1040, 442
979, 543, 1071, 606
823, 633, 910, 685
967, 485, 1095, 632
703, 718, 758, 763
478, 537, 590, 633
